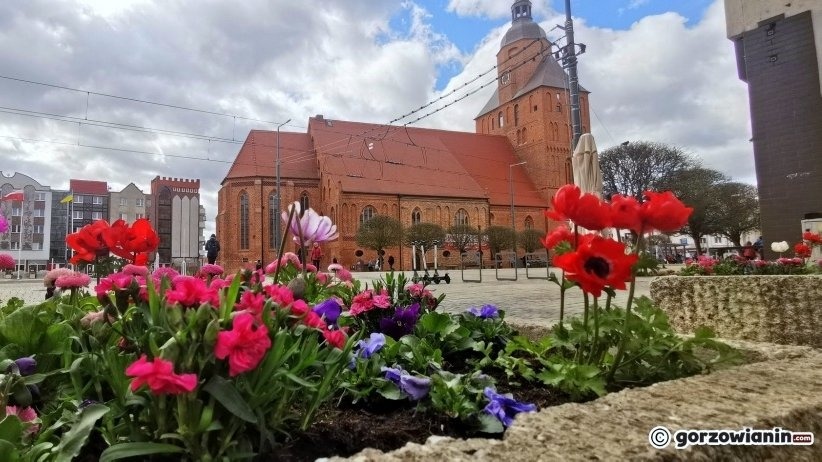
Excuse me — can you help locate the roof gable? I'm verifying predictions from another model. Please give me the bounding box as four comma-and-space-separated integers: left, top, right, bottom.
223, 130, 318, 184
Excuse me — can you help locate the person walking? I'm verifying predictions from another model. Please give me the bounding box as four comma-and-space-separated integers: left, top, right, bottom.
205, 234, 220, 264
310, 242, 323, 269
742, 241, 756, 261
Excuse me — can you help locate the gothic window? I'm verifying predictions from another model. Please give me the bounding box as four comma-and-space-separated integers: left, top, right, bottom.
455, 209, 469, 226
411, 207, 421, 225
240, 192, 249, 250
491, 116, 495, 129
360, 205, 376, 224
300, 191, 309, 210
514, 104, 519, 126
516, 129, 521, 145
269, 194, 278, 248
524, 216, 534, 230
556, 103, 562, 112
498, 112, 504, 128
522, 127, 527, 143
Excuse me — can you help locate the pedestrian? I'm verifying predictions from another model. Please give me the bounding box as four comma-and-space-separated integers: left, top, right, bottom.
205, 234, 220, 264
742, 241, 756, 260
753, 236, 763, 258
310, 242, 323, 268
387, 255, 395, 270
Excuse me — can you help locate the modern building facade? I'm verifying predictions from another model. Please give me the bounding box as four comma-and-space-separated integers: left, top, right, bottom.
0, 171, 53, 273
217, 0, 590, 271
68, 179, 110, 232
110, 183, 149, 224
725, 0, 822, 254
150, 176, 202, 267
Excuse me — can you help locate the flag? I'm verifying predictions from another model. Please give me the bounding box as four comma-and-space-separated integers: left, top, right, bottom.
60, 194, 74, 204
1, 190, 24, 202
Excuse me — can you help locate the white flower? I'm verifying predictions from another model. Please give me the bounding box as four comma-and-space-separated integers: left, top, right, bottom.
770, 241, 789, 253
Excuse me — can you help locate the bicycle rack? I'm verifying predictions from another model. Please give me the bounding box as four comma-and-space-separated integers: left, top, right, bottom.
524, 251, 551, 280
460, 251, 482, 283
494, 251, 518, 281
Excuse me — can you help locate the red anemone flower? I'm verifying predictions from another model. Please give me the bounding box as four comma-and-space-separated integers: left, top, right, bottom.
802, 231, 822, 244
541, 225, 574, 251
545, 185, 611, 231
553, 234, 638, 297
610, 194, 643, 233
794, 242, 811, 258
105, 219, 160, 264
640, 191, 692, 232
66, 220, 111, 264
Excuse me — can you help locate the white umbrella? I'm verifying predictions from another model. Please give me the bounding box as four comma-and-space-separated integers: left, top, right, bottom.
572, 133, 602, 197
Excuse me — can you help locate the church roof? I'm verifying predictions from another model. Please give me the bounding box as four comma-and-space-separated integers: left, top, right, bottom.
222, 130, 319, 183
500, 17, 547, 48
307, 117, 546, 208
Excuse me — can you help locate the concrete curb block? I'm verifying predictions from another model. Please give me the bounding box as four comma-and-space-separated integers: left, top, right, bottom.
328, 339, 822, 461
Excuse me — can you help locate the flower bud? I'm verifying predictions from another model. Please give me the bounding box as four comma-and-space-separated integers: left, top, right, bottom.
14, 357, 36, 376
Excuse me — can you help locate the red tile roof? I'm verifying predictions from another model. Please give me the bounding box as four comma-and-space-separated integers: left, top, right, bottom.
223, 130, 318, 183
70, 179, 108, 194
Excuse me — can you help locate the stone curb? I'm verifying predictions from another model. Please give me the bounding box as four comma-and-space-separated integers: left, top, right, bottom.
327, 339, 822, 461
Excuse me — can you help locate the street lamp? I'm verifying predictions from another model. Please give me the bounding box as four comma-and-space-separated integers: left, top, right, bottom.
509, 161, 527, 270
274, 118, 291, 255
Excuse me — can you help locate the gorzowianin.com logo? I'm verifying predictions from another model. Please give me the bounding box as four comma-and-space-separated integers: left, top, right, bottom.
648, 426, 815, 449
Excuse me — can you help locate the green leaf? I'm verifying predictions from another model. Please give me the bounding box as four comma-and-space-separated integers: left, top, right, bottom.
693, 326, 715, 339
203, 376, 258, 423
0, 416, 23, 443
99, 442, 185, 462
0, 306, 44, 351
52, 404, 110, 462
377, 384, 402, 400
478, 413, 504, 433
0, 440, 20, 462
418, 312, 454, 336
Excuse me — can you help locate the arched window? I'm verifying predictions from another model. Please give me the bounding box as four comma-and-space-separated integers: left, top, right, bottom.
514, 104, 519, 126
522, 127, 527, 143
269, 194, 279, 248
455, 209, 469, 226
360, 205, 376, 224
300, 191, 309, 211
524, 216, 534, 230
491, 116, 495, 129
498, 111, 504, 128
556, 103, 562, 112
516, 129, 521, 145
240, 192, 249, 249
411, 207, 422, 225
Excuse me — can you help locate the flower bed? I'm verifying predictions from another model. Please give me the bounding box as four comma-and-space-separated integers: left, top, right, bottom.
651, 274, 822, 347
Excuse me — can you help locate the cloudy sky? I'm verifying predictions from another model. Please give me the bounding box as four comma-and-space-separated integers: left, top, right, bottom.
0, 0, 752, 236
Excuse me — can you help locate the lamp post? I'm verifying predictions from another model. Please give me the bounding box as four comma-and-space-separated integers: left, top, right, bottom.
274, 118, 291, 255
509, 161, 526, 270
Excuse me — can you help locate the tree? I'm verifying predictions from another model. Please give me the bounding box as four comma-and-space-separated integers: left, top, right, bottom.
485, 226, 515, 257
713, 182, 760, 246
447, 224, 479, 254
518, 229, 544, 253
667, 168, 728, 256
355, 216, 403, 258
599, 141, 695, 199
404, 223, 447, 249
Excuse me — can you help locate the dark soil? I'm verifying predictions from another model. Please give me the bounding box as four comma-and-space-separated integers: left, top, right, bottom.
274, 379, 574, 462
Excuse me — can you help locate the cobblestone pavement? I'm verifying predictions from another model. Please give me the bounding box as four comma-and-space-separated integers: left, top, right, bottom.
0, 268, 655, 327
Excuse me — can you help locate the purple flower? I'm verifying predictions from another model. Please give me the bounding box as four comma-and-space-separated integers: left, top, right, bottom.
482, 387, 537, 427
382, 366, 431, 401
12, 357, 36, 376
282, 202, 339, 247
313, 298, 342, 326
355, 333, 386, 359
467, 304, 499, 319
378, 303, 421, 339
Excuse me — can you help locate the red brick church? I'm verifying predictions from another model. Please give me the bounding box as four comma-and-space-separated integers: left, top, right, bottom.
216, 0, 591, 271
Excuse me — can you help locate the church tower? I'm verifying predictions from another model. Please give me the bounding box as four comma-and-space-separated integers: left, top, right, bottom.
475, 0, 591, 202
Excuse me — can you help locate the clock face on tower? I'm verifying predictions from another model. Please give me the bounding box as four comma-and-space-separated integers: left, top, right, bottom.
501, 71, 511, 85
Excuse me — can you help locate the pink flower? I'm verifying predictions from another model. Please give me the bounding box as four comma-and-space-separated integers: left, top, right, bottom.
322, 329, 347, 349
209, 277, 229, 291
165, 276, 219, 308
407, 283, 431, 298
336, 268, 353, 282
265, 285, 295, 307
373, 289, 391, 308
282, 202, 339, 247
235, 290, 265, 316
201, 264, 224, 276
43, 267, 74, 287
0, 215, 8, 234
125, 355, 198, 395
327, 263, 343, 273
123, 264, 149, 277
304, 263, 318, 273
6, 405, 37, 423
0, 254, 13, 271
55, 273, 91, 289
265, 253, 302, 273
316, 272, 329, 284
350, 289, 391, 316
215, 313, 272, 376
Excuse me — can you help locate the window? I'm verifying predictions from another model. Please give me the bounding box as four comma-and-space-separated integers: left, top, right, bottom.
491, 117, 495, 129
269, 194, 279, 248
74, 195, 84, 204
73, 210, 83, 220
498, 112, 504, 128
120, 198, 127, 206
11, 208, 21, 216
92, 212, 103, 220
93, 196, 103, 205
10, 241, 19, 250
514, 104, 519, 126
556, 103, 562, 112
714, 236, 722, 244
524, 216, 534, 229
411, 208, 421, 225
700, 237, 707, 244
33, 225, 43, 234
240, 193, 249, 249
33, 209, 44, 217
135, 213, 144, 220
522, 127, 527, 143
360, 205, 376, 224
120, 213, 128, 221
454, 209, 469, 226
136, 198, 144, 207
35, 192, 46, 201
300, 192, 310, 211
11, 225, 20, 233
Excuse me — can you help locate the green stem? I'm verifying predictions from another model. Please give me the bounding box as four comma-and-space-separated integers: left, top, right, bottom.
558, 270, 566, 328
274, 206, 296, 284
607, 231, 643, 383
589, 296, 599, 365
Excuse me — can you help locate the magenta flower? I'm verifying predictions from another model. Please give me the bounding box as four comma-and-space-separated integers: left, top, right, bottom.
200, 264, 224, 276
122, 264, 149, 277
0, 215, 8, 233
350, 289, 392, 316
235, 290, 265, 317
215, 313, 271, 376
55, 273, 91, 289
125, 355, 198, 395
165, 276, 219, 308
0, 253, 16, 271
282, 202, 339, 247
152, 266, 180, 281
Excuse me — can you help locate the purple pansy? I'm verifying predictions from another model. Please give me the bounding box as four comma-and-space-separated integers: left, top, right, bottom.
12, 357, 36, 376
378, 303, 421, 339
313, 298, 342, 326
467, 304, 500, 319
381, 366, 431, 401
355, 333, 386, 359
482, 387, 537, 427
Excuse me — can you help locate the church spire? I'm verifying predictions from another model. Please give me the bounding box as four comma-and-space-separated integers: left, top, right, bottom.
511, 0, 533, 23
